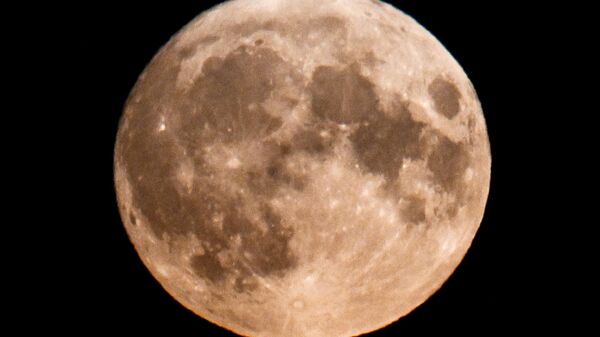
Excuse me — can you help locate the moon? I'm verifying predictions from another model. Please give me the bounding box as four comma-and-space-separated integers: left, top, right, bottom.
113, 0, 491, 336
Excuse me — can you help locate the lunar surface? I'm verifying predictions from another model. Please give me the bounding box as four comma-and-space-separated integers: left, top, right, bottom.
113, 0, 491, 336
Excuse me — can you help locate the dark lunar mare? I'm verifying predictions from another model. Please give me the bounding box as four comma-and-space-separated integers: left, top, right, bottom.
118, 43, 302, 291
117, 16, 472, 292
307, 62, 471, 221
428, 76, 461, 119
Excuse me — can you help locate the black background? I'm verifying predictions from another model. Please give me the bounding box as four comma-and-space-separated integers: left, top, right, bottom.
45, 0, 581, 334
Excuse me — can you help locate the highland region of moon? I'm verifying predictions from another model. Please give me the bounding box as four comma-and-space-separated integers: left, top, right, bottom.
114, 0, 491, 336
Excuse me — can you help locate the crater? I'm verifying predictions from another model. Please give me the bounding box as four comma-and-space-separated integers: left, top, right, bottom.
128, 211, 137, 226
428, 76, 461, 119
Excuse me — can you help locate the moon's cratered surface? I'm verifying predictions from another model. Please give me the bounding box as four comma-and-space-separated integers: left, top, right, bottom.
113, 0, 491, 336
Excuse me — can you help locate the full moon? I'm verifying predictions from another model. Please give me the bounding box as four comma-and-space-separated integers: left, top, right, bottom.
114, 0, 491, 336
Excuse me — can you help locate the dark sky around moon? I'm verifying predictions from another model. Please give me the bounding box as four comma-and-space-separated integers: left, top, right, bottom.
45, 0, 582, 335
